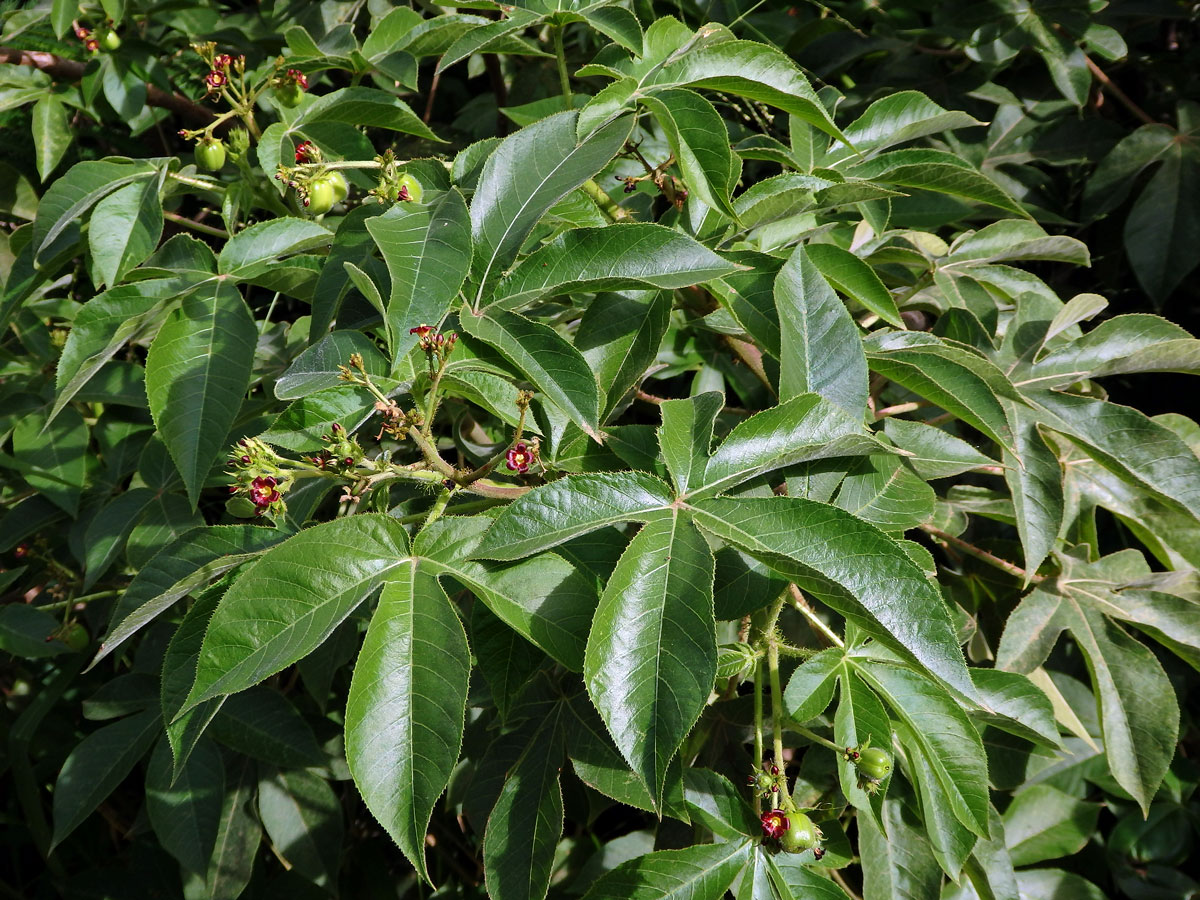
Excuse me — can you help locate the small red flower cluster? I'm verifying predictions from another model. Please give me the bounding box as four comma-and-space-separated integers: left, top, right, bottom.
295, 140, 318, 163
73, 23, 100, 52
283, 68, 308, 90
409, 324, 457, 355
506, 442, 534, 474
204, 69, 227, 94
760, 809, 789, 841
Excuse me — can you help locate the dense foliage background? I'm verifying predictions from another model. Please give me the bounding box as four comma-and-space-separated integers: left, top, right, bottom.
2, 1, 1199, 899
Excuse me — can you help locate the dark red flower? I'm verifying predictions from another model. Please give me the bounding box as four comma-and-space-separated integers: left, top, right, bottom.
295, 140, 317, 163
409, 324, 432, 336
761, 809, 789, 841
213, 53, 233, 69
285, 68, 308, 90
248, 476, 281, 513
506, 442, 533, 474
205, 70, 227, 92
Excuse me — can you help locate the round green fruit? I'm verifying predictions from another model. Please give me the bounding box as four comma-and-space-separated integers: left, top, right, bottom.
780, 812, 821, 854
857, 746, 892, 782
306, 177, 335, 215
195, 139, 226, 171
62, 622, 89, 652
328, 171, 349, 203
274, 82, 304, 108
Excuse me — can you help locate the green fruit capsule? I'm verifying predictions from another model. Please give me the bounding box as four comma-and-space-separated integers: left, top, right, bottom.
328, 171, 349, 203
856, 746, 892, 782
275, 82, 304, 108
195, 138, 226, 171
99, 28, 121, 51
780, 812, 821, 854
305, 177, 335, 215
397, 173, 423, 203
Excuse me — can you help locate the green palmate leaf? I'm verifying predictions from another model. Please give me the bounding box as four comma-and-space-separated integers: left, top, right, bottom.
416, 516, 596, 671
833, 454, 935, 532
996, 574, 1179, 813
89, 175, 164, 288
682, 768, 759, 839
1002, 784, 1100, 868
695, 393, 883, 500
644, 35, 843, 143
1032, 391, 1200, 524
11, 407, 89, 516
490, 224, 736, 311
836, 90, 983, 156
583, 839, 754, 900
863, 332, 1018, 450
51, 708, 161, 849
468, 110, 631, 307
945, 220, 1090, 267
144, 280, 256, 507
969, 668, 1061, 748
804, 243, 904, 329
437, 7, 546, 72
296, 87, 440, 141
690, 497, 976, 701
1023, 314, 1200, 388
584, 513, 716, 805
474, 471, 674, 561
458, 305, 602, 439
145, 737, 225, 876
783, 647, 841, 721
775, 245, 869, 413
1122, 139, 1200, 303
844, 149, 1026, 218
859, 793, 942, 900
274, 330, 392, 400
882, 419, 997, 480
483, 711, 564, 900
1003, 403, 1063, 580
208, 687, 323, 767
182, 515, 411, 711
51, 280, 177, 423
257, 768, 343, 889
366, 188, 471, 363
92, 524, 284, 670
577, 291, 672, 418
855, 658, 990, 838
161, 588, 225, 777
217, 217, 331, 279
471, 602, 546, 720
346, 566, 470, 883
640, 89, 738, 218
659, 392, 724, 496
32, 158, 157, 258
189, 757, 261, 900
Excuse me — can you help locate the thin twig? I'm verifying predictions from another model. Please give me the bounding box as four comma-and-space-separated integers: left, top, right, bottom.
163, 210, 228, 239
789, 585, 845, 648
1084, 55, 1158, 126
920, 524, 1042, 583
0, 46, 215, 125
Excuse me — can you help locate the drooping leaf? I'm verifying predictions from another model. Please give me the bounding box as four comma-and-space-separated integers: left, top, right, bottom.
257, 767, 343, 889
346, 566, 470, 882
182, 515, 411, 711
366, 188, 472, 364
88, 175, 164, 288
658, 392, 724, 497
775, 245, 869, 413
491, 224, 736, 311
584, 513, 716, 805
582, 839, 754, 900
474, 471, 675, 560
458, 305, 602, 439
144, 280, 256, 507
145, 737, 225, 876
468, 111, 631, 307
690, 497, 976, 701
640, 89, 738, 218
